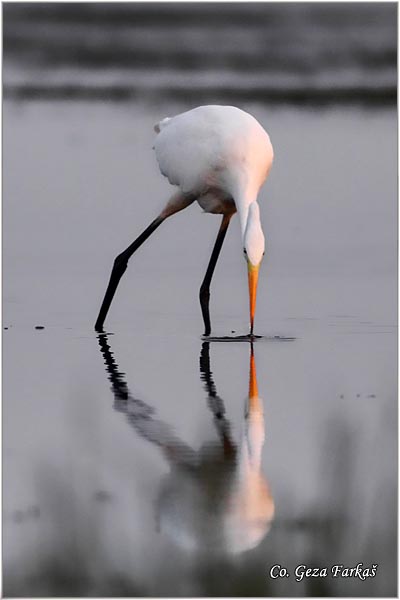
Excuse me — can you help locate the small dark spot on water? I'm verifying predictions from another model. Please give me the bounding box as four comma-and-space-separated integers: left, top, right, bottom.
93, 490, 113, 503
11, 506, 40, 522
28, 506, 40, 518
357, 394, 360, 397
231, 330, 236, 333
35, 325, 45, 330
4, 327, 8, 330
367, 394, 376, 398
13, 510, 24, 523
340, 394, 344, 399
286, 316, 317, 321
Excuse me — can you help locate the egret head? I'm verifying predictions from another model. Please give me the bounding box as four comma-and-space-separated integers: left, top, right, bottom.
243, 203, 265, 334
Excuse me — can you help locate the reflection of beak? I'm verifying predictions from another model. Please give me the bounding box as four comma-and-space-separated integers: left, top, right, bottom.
249, 345, 259, 399
247, 262, 260, 335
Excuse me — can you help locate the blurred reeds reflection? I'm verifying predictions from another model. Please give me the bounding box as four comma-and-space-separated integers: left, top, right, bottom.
97, 334, 274, 555
3, 3, 396, 106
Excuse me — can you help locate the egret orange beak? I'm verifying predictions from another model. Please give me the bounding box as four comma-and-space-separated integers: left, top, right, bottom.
247, 262, 260, 335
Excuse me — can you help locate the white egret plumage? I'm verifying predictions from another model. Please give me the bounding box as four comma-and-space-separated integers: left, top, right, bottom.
95, 105, 274, 335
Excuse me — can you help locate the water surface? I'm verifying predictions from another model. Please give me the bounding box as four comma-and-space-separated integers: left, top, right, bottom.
3, 100, 396, 596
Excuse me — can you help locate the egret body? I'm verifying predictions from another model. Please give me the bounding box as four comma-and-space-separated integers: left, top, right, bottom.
95, 105, 274, 335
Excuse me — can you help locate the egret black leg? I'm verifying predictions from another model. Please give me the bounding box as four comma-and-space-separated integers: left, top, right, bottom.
200, 341, 236, 457
95, 216, 165, 331
199, 214, 231, 336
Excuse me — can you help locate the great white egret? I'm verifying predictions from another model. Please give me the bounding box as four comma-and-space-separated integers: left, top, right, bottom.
95, 105, 274, 335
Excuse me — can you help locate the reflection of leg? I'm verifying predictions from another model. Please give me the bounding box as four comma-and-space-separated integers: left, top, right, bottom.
126, 412, 198, 468
98, 332, 154, 416
97, 333, 197, 468
200, 341, 217, 397
211, 408, 236, 459
199, 341, 237, 457
199, 214, 232, 336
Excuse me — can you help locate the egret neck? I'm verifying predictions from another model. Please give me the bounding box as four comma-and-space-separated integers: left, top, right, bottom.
237, 200, 265, 335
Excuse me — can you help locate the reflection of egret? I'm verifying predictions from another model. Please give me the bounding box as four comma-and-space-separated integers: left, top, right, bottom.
95, 105, 274, 335
98, 334, 274, 555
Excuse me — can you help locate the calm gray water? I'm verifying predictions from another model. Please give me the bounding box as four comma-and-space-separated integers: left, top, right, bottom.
3, 3, 397, 598
4, 100, 397, 597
